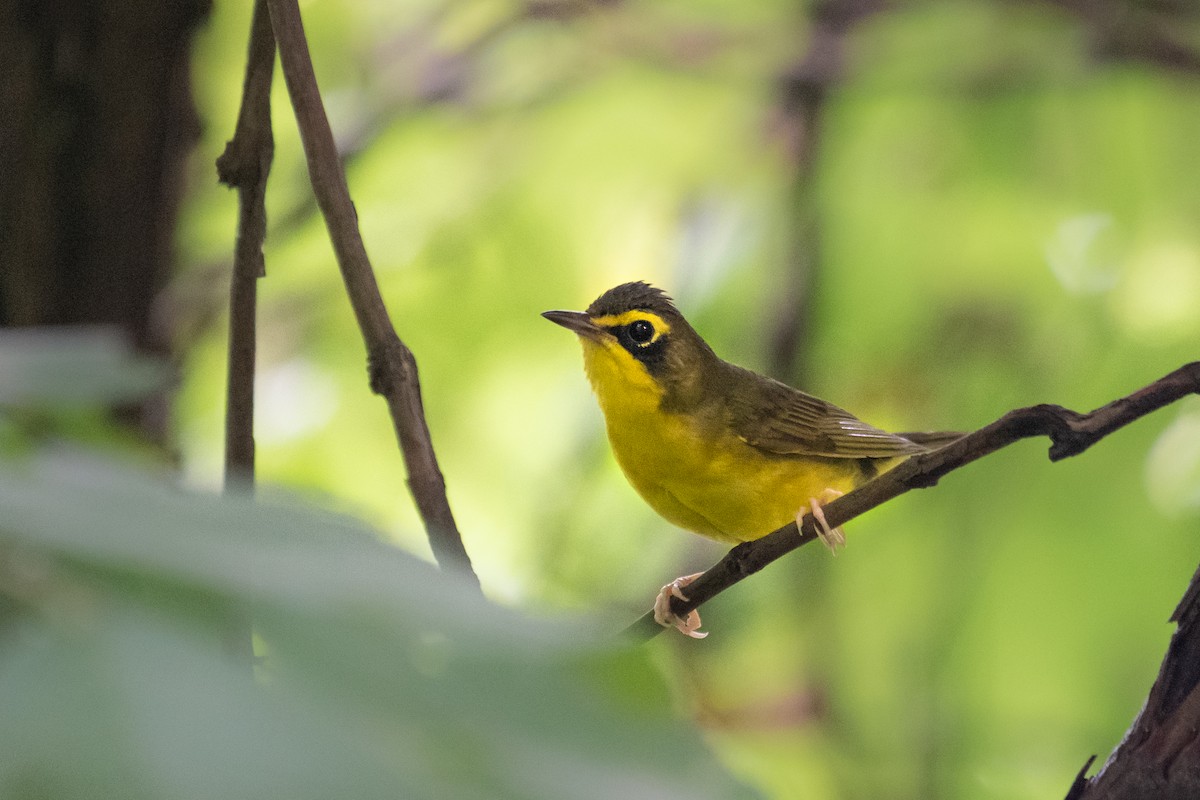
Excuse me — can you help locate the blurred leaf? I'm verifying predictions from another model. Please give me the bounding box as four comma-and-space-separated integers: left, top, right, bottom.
0, 327, 168, 410
0, 449, 754, 800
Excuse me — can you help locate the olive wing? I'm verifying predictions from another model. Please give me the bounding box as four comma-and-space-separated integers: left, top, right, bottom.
725, 366, 927, 459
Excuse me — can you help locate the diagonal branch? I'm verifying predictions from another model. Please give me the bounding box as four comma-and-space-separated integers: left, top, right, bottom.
264, 0, 479, 590
625, 361, 1200, 642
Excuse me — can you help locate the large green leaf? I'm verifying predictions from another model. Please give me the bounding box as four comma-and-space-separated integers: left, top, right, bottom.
0, 451, 754, 800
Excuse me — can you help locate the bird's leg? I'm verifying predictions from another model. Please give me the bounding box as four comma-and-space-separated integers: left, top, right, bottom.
652, 572, 708, 639
799, 488, 846, 553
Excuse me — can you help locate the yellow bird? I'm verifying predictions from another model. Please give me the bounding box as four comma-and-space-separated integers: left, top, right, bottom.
544, 282, 957, 637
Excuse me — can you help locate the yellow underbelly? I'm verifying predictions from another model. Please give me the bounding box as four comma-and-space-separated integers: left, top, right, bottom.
627, 434, 862, 542
603, 402, 868, 544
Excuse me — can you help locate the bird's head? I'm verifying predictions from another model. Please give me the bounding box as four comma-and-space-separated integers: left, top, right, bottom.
543, 282, 716, 411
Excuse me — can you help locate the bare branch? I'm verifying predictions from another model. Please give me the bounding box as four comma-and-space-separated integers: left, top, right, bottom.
265, 0, 479, 589
214, 0, 276, 664
625, 361, 1200, 642
216, 0, 275, 492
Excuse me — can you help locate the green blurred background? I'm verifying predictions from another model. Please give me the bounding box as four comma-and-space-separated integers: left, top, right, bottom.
174, 1, 1199, 798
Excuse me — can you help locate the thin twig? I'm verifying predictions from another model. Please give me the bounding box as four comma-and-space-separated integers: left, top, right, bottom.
214, 0, 276, 664
265, 0, 479, 590
216, 0, 275, 491
625, 362, 1200, 642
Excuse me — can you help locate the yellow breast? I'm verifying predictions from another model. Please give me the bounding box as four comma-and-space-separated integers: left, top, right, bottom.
582, 339, 864, 544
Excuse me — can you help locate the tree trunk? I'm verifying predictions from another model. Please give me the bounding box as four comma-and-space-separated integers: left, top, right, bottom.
0, 0, 211, 439
1067, 563, 1200, 800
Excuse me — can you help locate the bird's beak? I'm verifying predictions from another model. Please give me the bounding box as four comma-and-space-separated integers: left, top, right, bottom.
542, 310, 606, 341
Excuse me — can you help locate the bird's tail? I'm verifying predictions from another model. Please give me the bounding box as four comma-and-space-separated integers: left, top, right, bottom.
896, 430, 964, 450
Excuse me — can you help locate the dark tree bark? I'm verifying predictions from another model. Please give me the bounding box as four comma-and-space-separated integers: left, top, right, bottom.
0, 0, 212, 439
1066, 564, 1200, 800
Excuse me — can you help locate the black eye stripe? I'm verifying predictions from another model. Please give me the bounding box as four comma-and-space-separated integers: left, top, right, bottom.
597, 316, 668, 367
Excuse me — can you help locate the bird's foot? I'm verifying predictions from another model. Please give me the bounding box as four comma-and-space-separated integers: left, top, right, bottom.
798, 488, 846, 553
653, 572, 708, 639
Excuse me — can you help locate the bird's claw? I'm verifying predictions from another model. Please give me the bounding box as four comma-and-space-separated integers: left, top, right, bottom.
800, 488, 846, 553
653, 573, 708, 638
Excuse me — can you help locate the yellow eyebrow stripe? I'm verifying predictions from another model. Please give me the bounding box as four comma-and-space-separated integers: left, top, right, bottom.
591, 310, 672, 335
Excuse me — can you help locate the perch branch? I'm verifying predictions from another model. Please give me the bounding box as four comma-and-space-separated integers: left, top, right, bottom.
625, 361, 1200, 642
216, 0, 275, 492
265, 0, 479, 590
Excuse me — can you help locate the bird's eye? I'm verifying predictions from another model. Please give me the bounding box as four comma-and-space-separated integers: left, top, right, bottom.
628, 319, 655, 344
